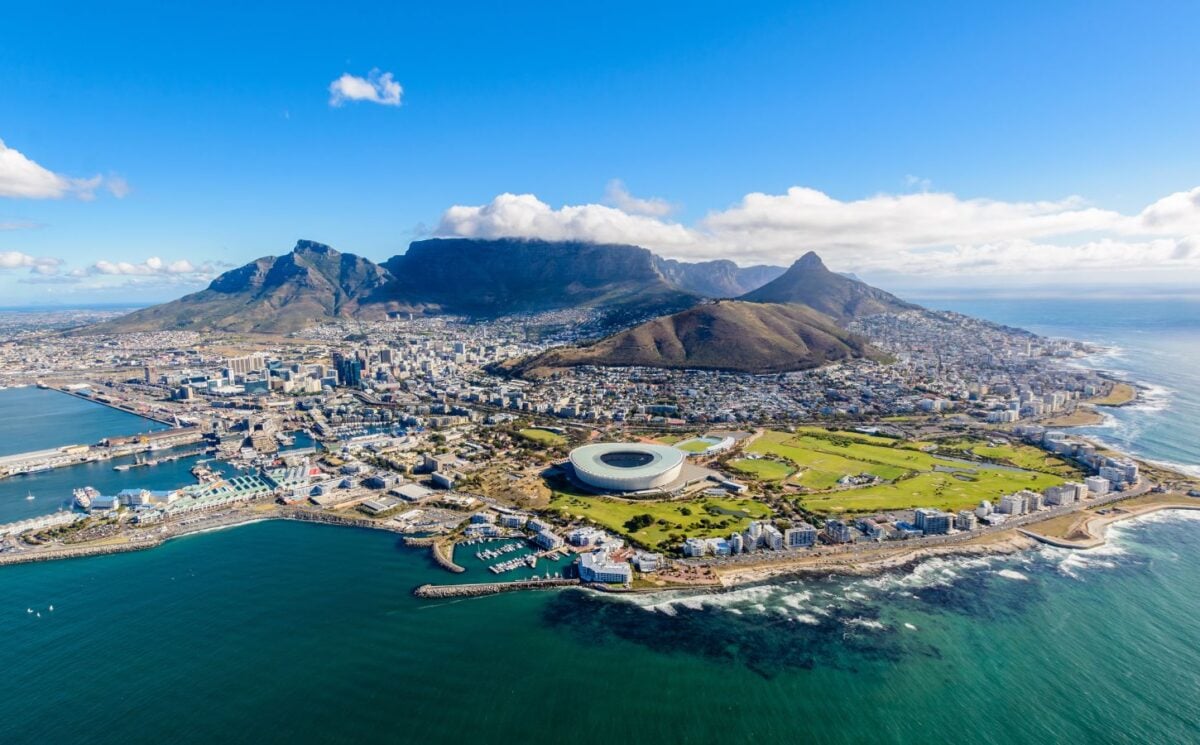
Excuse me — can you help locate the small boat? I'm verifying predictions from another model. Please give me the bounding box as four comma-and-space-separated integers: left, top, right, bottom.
48, 605, 54, 612
26, 608, 31, 614
25, 492, 34, 501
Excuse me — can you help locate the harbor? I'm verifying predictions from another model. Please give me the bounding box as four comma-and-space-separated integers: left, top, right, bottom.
453, 537, 574, 581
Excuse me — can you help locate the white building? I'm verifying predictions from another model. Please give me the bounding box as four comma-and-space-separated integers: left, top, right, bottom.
785, 523, 818, 548
578, 549, 632, 584
999, 492, 1028, 515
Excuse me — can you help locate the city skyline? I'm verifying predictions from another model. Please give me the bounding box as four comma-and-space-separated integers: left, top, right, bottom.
3, 1, 1200, 303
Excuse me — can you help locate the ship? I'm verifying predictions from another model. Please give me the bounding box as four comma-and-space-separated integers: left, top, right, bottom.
73, 486, 100, 511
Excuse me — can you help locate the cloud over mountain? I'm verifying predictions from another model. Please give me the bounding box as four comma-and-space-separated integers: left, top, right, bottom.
435, 185, 1200, 278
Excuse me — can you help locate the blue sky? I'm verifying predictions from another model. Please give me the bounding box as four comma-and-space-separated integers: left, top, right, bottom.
2, 0, 1199, 304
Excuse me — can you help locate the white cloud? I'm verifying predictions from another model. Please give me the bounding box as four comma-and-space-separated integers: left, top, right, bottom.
904, 174, 932, 192
0, 138, 124, 200
436, 192, 697, 248
88, 256, 213, 277
0, 250, 63, 275
105, 175, 131, 199
1137, 186, 1200, 234
604, 179, 676, 217
435, 184, 1200, 279
328, 69, 403, 107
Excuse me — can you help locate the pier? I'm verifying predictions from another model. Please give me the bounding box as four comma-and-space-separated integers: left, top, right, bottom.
52, 384, 179, 426
0, 426, 205, 479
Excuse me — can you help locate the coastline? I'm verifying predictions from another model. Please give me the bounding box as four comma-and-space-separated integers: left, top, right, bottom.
3, 483, 1198, 595
1021, 493, 1200, 549
1037, 381, 1138, 427
710, 531, 1037, 587
0, 506, 406, 568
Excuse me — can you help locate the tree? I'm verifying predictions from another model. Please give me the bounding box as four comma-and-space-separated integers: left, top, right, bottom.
624, 513, 654, 531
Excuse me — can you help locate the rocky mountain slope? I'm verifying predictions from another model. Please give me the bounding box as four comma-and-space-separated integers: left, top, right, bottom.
739, 251, 917, 321
502, 300, 884, 376
86, 240, 398, 334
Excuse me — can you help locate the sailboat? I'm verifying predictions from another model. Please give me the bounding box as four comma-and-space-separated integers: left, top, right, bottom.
25, 492, 34, 501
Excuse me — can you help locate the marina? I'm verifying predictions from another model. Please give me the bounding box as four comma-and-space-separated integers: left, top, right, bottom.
458, 537, 574, 581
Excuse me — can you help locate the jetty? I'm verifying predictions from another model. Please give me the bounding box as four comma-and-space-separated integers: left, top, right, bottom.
413, 578, 579, 598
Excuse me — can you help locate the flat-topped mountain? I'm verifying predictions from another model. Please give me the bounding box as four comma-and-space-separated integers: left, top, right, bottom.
383, 238, 702, 317
739, 251, 917, 321
87, 240, 399, 334
502, 300, 884, 377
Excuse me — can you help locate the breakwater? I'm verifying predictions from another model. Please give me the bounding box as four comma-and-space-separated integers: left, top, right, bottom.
402, 535, 439, 547
0, 538, 162, 567
431, 540, 465, 573
413, 578, 579, 598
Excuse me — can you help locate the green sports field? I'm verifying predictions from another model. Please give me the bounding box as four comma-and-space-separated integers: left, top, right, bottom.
517, 428, 567, 446
729, 457, 795, 481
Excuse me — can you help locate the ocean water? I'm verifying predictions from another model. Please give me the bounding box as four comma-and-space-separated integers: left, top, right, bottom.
0, 299, 1198, 744
2, 516, 1199, 744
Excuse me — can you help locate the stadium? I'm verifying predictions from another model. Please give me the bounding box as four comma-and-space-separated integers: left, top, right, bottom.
568, 443, 686, 492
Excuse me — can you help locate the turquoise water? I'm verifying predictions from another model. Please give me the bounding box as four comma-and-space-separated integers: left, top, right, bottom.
2, 517, 1198, 744
1, 299, 1199, 744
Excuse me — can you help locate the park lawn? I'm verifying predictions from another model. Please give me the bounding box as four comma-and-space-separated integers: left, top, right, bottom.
971, 444, 1084, 478
729, 457, 794, 481
795, 426, 936, 451
788, 434, 942, 471
793, 426, 902, 447
676, 439, 714, 453
797, 467, 1065, 515
518, 428, 566, 446
548, 492, 771, 550
747, 431, 915, 488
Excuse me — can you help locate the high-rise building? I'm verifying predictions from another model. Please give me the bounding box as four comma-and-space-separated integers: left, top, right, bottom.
955, 511, 978, 531
227, 353, 267, 376
785, 523, 818, 548
333, 352, 364, 388
914, 508, 952, 535
824, 519, 854, 544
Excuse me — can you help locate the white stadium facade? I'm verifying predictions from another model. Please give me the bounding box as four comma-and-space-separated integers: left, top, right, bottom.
568, 443, 685, 492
